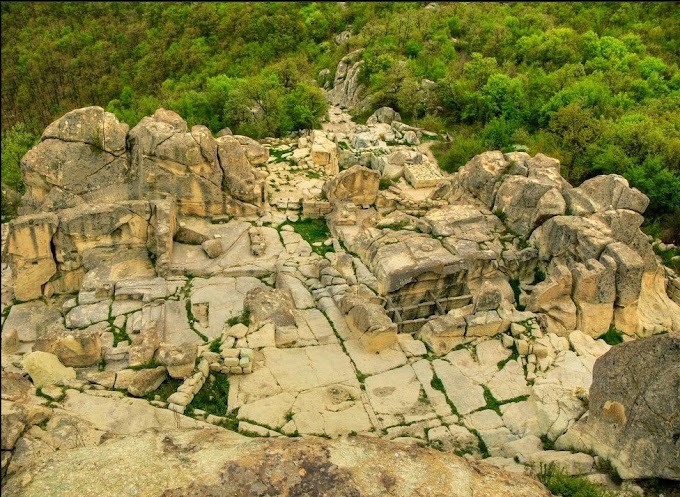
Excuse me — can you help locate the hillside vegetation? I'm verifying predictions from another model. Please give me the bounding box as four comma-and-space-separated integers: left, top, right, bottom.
2, 2, 679, 240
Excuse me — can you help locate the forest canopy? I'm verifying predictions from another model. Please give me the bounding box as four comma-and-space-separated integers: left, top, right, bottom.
2, 2, 679, 239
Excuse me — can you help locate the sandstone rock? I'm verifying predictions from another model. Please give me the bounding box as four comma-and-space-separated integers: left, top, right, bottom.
557, 334, 680, 480
156, 344, 198, 379
2, 429, 551, 497
310, 130, 339, 175
1, 372, 34, 402
6, 213, 59, 301
565, 174, 649, 215
323, 165, 379, 207
366, 107, 401, 126
127, 366, 167, 397
525, 450, 594, 476
216, 135, 263, 205
20, 107, 131, 214
201, 238, 223, 258
234, 135, 269, 165
243, 287, 296, 328
456, 151, 509, 208
22, 351, 76, 388
34, 327, 103, 367
341, 295, 397, 352
493, 176, 565, 237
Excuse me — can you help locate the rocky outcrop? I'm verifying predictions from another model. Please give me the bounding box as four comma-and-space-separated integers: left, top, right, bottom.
556, 333, 680, 480
327, 49, 367, 110
19, 107, 131, 214
2, 428, 552, 497
19, 107, 264, 219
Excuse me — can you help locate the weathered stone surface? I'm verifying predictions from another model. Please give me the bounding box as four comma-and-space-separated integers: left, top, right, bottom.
34, 327, 103, 367
493, 176, 565, 237
328, 49, 366, 111
156, 343, 198, 379
234, 135, 269, 165
455, 151, 509, 208
2, 428, 551, 497
323, 165, 379, 207
565, 174, 649, 215
309, 130, 340, 176
216, 135, 263, 204
127, 366, 167, 397
557, 334, 680, 480
366, 107, 402, 126
1, 372, 34, 403
243, 287, 296, 328
6, 213, 59, 301
22, 351, 76, 388
20, 107, 131, 214
341, 295, 396, 352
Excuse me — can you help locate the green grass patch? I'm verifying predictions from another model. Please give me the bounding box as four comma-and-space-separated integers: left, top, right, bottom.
218, 407, 240, 432
305, 170, 322, 179
468, 428, 490, 458
284, 218, 333, 256
186, 373, 230, 417
144, 377, 182, 402
540, 433, 556, 450
509, 278, 525, 311
209, 337, 222, 353
537, 463, 617, 497
379, 177, 395, 190
598, 325, 624, 346
226, 308, 251, 327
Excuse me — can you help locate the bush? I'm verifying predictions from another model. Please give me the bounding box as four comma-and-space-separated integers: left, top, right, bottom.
537, 463, 617, 497
431, 136, 486, 174
598, 326, 624, 346
1, 123, 37, 193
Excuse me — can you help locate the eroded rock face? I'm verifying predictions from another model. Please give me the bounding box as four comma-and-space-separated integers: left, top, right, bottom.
327, 49, 367, 111
20, 107, 131, 214
2, 429, 552, 497
323, 165, 379, 207
556, 334, 680, 480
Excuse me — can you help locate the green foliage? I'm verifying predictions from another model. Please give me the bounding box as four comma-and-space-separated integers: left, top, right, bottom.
1, 123, 36, 202
431, 137, 486, 174
226, 308, 251, 327
598, 326, 624, 346
144, 378, 183, 402
209, 338, 222, 354
653, 243, 680, 272
540, 434, 556, 450
286, 218, 333, 256
2, 2, 680, 240
537, 463, 617, 497
186, 373, 230, 417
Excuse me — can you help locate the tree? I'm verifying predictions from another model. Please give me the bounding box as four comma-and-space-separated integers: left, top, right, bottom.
549, 102, 602, 180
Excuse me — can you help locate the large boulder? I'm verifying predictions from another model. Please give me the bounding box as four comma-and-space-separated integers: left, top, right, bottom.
1, 428, 552, 497
564, 174, 649, 216
19, 107, 131, 213
34, 326, 103, 367
556, 334, 680, 480
22, 351, 76, 388
366, 107, 401, 126
323, 165, 379, 207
